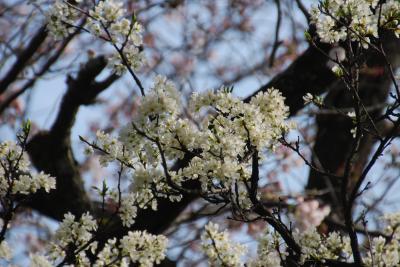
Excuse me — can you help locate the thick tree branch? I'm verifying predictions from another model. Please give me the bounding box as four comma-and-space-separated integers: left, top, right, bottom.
26, 56, 119, 220
245, 43, 335, 115
0, 29, 78, 114
307, 32, 400, 208
0, 26, 47, 94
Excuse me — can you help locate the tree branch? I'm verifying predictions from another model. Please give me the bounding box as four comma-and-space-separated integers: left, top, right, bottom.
0, 26, 47, 94
25, 56, 119, 220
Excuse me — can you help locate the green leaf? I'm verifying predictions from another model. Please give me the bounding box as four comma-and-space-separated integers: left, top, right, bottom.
304, 31, 312, 42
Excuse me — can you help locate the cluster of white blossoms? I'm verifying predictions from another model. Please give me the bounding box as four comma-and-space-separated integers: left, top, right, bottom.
46, 0, 82, 39
293, 228, 352, 264
0, 124, 56, 264
32, 212, 167, 267
0, 240, 12, 261
87, 75, 292, 226
0, 140, 56, 196
249, 229, 283, 267
303, 92, 324, 106
93, 231, 167, 267
362, 212, 400, 267
109, 187, 157, 227
310, 0, 400, 47
30, 254, 53, 267
47, 0, 145, 74
40, 216, 90, 265
118, 231, 168, 267
0, 127, 167, 267
199, 215, 400, 266
201, 223, 350, 266
201, 222, 247, 267
294, 214, 400, 267
364, 236, 400, 267
47, 212, 98, 265
382, 212, 400, 239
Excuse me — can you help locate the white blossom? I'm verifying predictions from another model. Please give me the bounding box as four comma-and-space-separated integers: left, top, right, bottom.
46, 0, 80, 39
119, 231, 168, 267
30, 254, 53, 267
95, 130, 124, 166
332, 65, 344, 77
293, 228, 352, 263
49, 212, 97, 262
0, 141, 56, 196
94, 238, 121, 267
119, 193, 138, 227
347, 111, 356, 118
47, 0, 145, 74
365, 236, 400, 267
303, 93, 314, 105
201, 222, 247, 267
327, 46, 346, 69
383, 212, 400, 239
87, 76, 292, 222
249, 230, 282, 267
0, 240, 12, 261
310, 0, 400, 47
